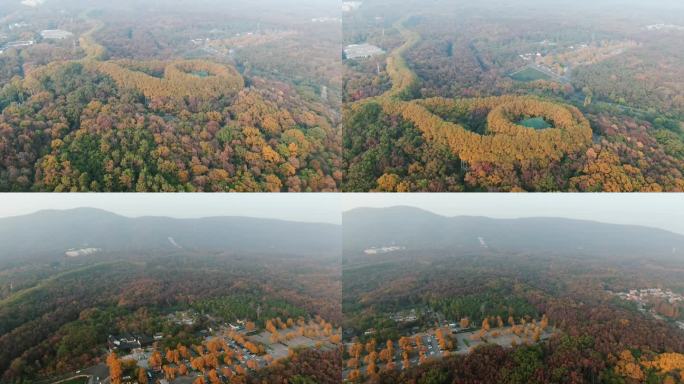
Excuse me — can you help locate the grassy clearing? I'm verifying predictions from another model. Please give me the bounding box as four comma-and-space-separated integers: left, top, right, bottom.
510, 67, 551, 82
518, 117, 552, 129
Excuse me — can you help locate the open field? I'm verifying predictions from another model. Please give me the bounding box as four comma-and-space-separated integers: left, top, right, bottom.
518, 117, 552, 129
509, 67, 552, 82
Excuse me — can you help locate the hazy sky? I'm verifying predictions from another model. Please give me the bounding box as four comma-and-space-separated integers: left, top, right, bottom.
343, 193, 684, 235
3, 194, 684, 233
0, 194, 342, 224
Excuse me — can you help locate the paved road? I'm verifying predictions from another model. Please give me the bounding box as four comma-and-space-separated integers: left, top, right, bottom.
83, 363, 109, 384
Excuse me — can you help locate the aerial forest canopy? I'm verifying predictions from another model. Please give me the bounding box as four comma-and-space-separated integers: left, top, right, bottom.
0, 208, 343, 383
86, 59, 245, 101
0, 9, 341, 192
342, 5, 684, 192
341, 207, 684, 384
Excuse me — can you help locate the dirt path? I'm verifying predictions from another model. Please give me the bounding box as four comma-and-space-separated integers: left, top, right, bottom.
384, 17, 421, 99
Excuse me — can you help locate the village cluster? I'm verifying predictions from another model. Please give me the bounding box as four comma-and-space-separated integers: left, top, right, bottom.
613, 288, 684, 330
343, 308, 555, 381
616, 288, 684, 305
103, 310, 340, 384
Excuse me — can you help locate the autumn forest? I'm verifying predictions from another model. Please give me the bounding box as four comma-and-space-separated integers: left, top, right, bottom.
0, 0, 342, 192
342, 0, 684, 191
2, 0, 684, 383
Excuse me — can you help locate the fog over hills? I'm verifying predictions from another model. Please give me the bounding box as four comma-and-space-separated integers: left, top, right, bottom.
343, 206, 684, 259
5, 0, 338, 15
0, 208, 341, 260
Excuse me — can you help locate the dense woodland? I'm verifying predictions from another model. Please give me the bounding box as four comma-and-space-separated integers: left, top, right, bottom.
248, 348, 342, 384
0, 60, 340, 191
342, 246, 684, 383
342, 1, 684, 192
0, 250, 342, 383
344, 98, 684, 192
0, 0, 341, 191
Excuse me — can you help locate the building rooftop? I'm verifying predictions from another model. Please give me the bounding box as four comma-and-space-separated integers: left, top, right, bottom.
344, 43, 385, 60
41, 29, 74, 39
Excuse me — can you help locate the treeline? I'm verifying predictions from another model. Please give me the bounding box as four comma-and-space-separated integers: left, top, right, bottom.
248, 347, 342, 384
191, 295, 307, 328
429, 292, 538, 326
89, 60, 244, 101
407, 96, 592, 163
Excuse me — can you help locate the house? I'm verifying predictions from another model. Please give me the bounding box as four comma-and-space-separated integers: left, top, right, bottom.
108, 335, 141, 352
343, 43, 385, 60
108, 334, 154, 352
229, 323, 244, 331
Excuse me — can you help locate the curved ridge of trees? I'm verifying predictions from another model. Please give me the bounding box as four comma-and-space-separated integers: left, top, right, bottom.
79, 20, 108, 61
87, 59, 244, 100
0, 13, 341, 192
381, 96, 592, 164
343, 11, 684, 192
344, 19, 600, 192
0, 62, 340, 192
385, 18, 422, 100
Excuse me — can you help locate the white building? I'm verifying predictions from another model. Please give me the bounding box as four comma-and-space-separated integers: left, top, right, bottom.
344, 43, 385, 60
342, 1, 362, 12
41, 29, 74, 39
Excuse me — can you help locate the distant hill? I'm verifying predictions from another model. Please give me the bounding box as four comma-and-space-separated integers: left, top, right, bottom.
343, 206, 684, 259
0, 208, 341, 260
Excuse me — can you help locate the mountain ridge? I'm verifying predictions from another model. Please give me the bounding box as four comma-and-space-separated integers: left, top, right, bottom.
0, 208, 341, 261
343, 206, 684, 259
